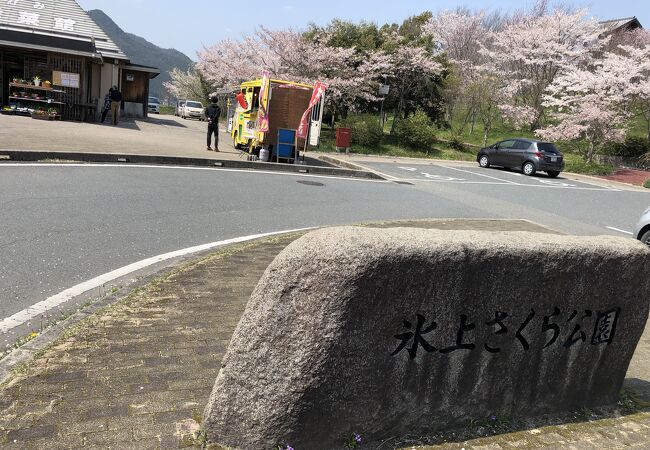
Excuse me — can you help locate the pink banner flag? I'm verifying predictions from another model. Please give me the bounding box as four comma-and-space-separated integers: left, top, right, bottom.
297, 81, 327, 139
257, 70, 270, 133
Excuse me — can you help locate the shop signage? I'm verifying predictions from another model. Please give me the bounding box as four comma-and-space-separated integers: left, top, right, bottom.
4, 1, 76, 32
52, 71, 80, 88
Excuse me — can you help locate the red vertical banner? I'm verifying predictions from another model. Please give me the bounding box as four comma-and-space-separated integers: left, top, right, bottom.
297, 81, 327, 139
257, 70, 270, 133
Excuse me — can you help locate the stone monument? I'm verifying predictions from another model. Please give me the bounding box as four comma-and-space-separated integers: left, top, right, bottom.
203, 227, 650, 449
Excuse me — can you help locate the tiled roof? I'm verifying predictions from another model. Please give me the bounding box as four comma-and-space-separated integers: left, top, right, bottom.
599, 16, 643, 33
0, 0, 128, 60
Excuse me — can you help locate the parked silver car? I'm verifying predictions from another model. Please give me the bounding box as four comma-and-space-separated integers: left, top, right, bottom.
148, 96, 160, 114
634, 207, 650, 246
477, 138, 565, 177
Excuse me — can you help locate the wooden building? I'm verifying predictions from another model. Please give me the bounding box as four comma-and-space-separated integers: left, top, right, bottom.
0, 0, 159, 120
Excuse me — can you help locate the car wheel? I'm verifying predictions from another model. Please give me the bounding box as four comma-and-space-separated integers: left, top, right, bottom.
479, 154, 490, 168
522, 161, 536, 176
547, 171, 560, 178
641, 229, 650, 247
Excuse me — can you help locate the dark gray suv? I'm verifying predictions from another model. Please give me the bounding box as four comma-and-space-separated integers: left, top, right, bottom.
477, 138, 565, 177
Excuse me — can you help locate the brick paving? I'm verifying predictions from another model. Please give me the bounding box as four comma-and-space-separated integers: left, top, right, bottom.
600, 168, 650, 187
0, 220, 649, 449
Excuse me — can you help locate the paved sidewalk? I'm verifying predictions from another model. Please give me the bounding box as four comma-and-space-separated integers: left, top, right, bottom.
1, 219, 649, 449
600, 168, 650, 187
0, 114, 325, 165
0, 114, 232, 159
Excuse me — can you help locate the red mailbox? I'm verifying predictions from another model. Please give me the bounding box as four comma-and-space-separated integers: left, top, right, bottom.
335, 127, 352, 149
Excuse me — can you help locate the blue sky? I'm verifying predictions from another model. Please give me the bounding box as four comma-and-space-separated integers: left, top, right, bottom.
76, 0, 650, 60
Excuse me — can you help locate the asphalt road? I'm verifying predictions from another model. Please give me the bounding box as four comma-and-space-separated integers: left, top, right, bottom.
1, 162, 648, 327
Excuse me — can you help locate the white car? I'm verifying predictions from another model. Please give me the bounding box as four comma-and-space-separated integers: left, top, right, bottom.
174, 100, 185, 116
634, 206, 650, 247
180, 100, 205, 120
148, 96, 160, 114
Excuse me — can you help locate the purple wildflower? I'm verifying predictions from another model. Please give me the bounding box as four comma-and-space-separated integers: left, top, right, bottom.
354, 432, 362, 443
286, 446, 294, 450
490, 415, 497, 422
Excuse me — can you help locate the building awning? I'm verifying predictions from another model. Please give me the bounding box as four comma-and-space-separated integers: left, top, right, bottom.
123, 63, 161, 79
0, 29, 100, 59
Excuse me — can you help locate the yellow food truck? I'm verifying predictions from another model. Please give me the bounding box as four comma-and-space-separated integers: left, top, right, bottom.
229, 78, 324, 161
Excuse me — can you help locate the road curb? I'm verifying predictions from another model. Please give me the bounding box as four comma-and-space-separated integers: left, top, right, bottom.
0, 150, 384, 180
318, 153, 650, 191
317, 154, 393, 179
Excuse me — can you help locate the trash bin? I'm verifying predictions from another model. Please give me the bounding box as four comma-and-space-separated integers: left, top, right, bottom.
335, 127, 352, 152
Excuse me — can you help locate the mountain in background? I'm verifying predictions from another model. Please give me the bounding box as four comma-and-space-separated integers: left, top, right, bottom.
88, 9, 193, 100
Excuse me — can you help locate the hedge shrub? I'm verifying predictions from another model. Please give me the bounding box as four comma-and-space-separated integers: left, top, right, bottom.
603, 137, 650, 158
394, 109, 437, 150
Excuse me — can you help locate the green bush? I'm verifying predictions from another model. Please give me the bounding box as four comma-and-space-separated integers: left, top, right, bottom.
447, 137, 467, 152
603, 137, 650, 158
394, 109, 437, 150
563, 159, 615, 176
644, 178, 650, 189
337, 115, 383, 148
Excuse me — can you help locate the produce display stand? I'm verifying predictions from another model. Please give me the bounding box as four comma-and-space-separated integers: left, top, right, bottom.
8, 82, 64, 119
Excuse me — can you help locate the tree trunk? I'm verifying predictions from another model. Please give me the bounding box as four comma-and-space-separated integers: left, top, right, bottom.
470, 109, 477, 136
586, 140, 595, 164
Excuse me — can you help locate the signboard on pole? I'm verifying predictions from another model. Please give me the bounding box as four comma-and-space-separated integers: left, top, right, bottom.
297, 81, 327, 139
257, 70, 270, 133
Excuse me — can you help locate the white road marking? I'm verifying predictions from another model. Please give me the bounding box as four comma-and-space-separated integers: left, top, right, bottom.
0, 163, 391, 184
397, 177, 615, 191
435, 164, 519, 184
421, 172, 465, 181
0, 227, 315, 333
537, 179, 576, 187
605, 226, 633, 235
399, 167, 417, 172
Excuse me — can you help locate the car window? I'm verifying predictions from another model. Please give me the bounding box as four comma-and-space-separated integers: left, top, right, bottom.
498, 140, 517, 149
537, 142, 559, 154
514, 140, 531, 150
186, 101, 203, 108
148, 97, 159, 104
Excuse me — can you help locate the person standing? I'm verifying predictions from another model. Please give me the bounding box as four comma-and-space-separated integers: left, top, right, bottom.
109, 85, 122, 126
100, 88, 112, 123
205, 95, 221, 151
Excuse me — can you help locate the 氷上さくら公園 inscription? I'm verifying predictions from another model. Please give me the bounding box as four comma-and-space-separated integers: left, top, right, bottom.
392, 307, 621, 359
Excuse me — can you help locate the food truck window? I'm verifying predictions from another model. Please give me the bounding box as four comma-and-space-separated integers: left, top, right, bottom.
251, 87, 261, 112
246, 88, 253, 111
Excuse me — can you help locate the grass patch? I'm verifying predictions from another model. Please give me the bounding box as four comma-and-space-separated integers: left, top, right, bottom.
435, 120, 536, 148
562, 153, 616, 176
316, 127, 476, 161
644, 178, 650, 189
159, 105, 175, 115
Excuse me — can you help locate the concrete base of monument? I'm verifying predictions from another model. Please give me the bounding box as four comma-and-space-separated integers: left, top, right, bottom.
203, 227, 650, 449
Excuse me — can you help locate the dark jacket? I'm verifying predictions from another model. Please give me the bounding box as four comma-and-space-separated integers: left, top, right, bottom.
109, 90, 122, 102
206, 104, 221, 124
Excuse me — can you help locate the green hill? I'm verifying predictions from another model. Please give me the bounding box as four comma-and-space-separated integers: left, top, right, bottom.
87, 9, 193, 99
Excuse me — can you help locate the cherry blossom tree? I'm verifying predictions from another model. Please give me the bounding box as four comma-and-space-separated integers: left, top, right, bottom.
196, 26, 388, 119
164, 66, 214, 102
481, 7, 606, 130
375, 34, 443, 130
425, 10, 506, 143
537, 44, 650, 162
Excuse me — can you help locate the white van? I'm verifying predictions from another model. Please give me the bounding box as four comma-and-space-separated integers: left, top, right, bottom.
179, 100, 205, 120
